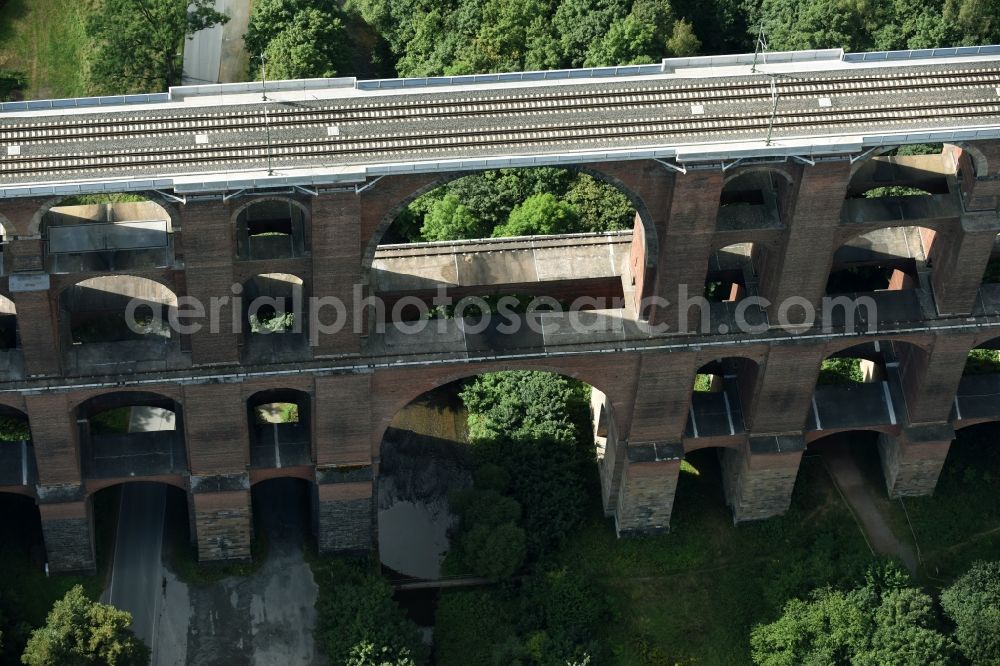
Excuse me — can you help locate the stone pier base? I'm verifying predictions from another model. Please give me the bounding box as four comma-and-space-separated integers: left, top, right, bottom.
316, 465, 374, 552
614, 443, 682, 536
878, 424, 954, 497
192, 489, 252, 562
39, 499, 96, 574
723, 435, 804, 523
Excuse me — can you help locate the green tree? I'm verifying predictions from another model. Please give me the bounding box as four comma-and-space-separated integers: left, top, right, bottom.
20, 585, 149, 666
420, 193, 487, 241
493, 193, 580, 237
584, 0, 674, 66
313, 558, 427, 665
246, 0, 349, 79
941, 560, 1000, 665
750, 563, 954, 666
460, 371, 589, 445
667, 18, 702, 56
85, 0, 228, 95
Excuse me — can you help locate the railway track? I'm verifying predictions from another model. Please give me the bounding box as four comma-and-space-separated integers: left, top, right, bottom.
0, 67, 998, 146
2, 96, 998, 178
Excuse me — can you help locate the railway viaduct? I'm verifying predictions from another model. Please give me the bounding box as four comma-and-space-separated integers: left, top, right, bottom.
3, 47, 1000, 571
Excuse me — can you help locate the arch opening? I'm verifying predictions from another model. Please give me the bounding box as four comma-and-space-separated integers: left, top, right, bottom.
0, 407, 34, 488
370, 168, 651, 327
41, 195, 174, 274
240, 273, 309, 363
810, 341, 925, 433
717, 170, 791, 231
378, 370, 607, 581
0, 294, 19, 351
704, 242, 769, 308
235, 199, 308, 261
826, 226, 936, 306
689, 357, 759, 438
59, 275, 182, 373
250, 476, 316, 550
248, 389, 311, 470
846, 147, 950, 200
77, 392, 186, 481
955, 337, 1000, 425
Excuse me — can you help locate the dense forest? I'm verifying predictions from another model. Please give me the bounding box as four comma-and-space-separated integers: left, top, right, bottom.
246, 0, 1000, 82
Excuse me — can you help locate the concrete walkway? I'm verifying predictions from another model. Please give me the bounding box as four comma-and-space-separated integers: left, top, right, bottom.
818, 439, 918, 572
154, 478, 321, 665
182, 0, 252, 85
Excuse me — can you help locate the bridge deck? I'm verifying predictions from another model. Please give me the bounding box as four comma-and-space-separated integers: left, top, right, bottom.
3, 48, 1000, 196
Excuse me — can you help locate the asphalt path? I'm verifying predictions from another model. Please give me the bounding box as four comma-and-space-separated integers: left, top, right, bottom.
106, 482, 167, 649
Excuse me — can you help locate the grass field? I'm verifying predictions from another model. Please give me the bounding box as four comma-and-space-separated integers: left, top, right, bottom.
434, 451, 879, 666
0, 0, 91, 99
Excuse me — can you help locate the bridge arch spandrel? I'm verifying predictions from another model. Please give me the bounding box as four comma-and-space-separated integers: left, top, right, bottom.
359, 161, 662, 289
369, 354, 642, 456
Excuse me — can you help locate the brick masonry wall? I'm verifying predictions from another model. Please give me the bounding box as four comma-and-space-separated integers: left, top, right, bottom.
615, 455, 680, 535
765, 161, 852, 316
317, 481, 373, 552
878, 427, 952, 497
25, 392, 80, 485
192, 490, 252, 561
178, 201, 240, 365
722, 446, 803, 522
39, 500, 95, 573
183, 383, 248, 475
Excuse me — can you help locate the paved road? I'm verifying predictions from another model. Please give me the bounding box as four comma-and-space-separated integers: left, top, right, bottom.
106, 482, 167, 648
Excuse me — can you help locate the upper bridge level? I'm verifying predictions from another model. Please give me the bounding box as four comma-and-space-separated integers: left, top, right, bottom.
3, 46, 1000, 198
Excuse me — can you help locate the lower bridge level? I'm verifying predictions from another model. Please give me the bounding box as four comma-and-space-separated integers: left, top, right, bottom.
3, 321, 1000, 572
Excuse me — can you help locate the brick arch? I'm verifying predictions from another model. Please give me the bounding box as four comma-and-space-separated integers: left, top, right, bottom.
250, 470, 315, 486
822, 336, 931, 360
360, 164, 659, 288
229, 196, 311, 225
970, 330, 1000, 349
0, 212, 14, 238
74, 389, 182, 419
683, 440, 744, 453
722, 164, 797, 187
55, 272, 179, 300
952, 142, 989, 178
371, 359, 634, 453
833, 220, 947, 248
27, 192, 182, 236
84, 476, 189, 496
847, 145, 902, 179
804, 426, 899, 446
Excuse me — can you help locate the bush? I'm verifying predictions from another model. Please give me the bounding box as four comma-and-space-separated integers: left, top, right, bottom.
312, 558, 427, 665
941, 560, 1000, 665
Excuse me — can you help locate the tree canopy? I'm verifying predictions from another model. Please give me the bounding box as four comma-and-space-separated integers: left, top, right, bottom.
750, 562, 955, 666
245, 0, 350, 79
941, 560, 1000, 665
20, 586, 148, 666
85, 0, 228, 95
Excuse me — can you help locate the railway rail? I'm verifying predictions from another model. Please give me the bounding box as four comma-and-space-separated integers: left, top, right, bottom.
1, 67, 998, 145
2, 98, 998, 177
1, 58, 1000, 187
